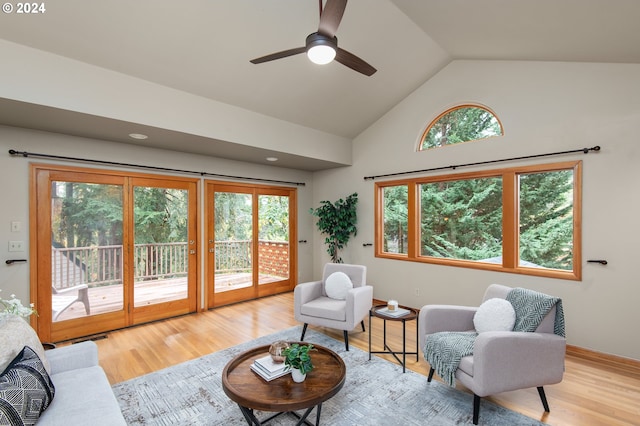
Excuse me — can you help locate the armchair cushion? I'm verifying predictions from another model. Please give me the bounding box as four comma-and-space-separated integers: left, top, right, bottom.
300, 297, 346, 322
324, 272, 353, 300
473, 298, 515, 333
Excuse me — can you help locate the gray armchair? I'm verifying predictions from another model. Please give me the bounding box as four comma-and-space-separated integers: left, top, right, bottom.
418, 284, 566, 425
294, 263, 372, 351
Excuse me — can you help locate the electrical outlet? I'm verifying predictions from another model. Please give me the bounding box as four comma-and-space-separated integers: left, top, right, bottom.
11, 221, 21, 232
8, 241, 24, 252
414, 288, 420, 296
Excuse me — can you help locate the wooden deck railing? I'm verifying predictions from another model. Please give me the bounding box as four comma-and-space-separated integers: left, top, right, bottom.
52, 240, 289, 289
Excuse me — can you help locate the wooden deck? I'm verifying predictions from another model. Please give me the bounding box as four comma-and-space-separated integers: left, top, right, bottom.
53, 273, 285, 322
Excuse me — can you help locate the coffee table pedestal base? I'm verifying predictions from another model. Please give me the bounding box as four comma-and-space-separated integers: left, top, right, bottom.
238, 403, 322, 426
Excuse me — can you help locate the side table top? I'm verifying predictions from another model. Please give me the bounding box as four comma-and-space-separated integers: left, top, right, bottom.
371, 304, 418, 321
222, 342, 346, 412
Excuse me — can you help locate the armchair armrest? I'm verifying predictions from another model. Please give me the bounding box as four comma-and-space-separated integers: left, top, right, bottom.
418, 305, 477, 350
471, 331, 566, 396
53, 284, 88, 295
294, 280, 323, 318
345, 285, 373, 328
45, 340, 99, 375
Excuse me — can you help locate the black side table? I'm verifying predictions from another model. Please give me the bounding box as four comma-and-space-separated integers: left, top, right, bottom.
368, 304, 419, 373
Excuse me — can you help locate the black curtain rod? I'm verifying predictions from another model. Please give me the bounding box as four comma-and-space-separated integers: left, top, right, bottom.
363, 146, 601, 181
8, 149, 306, 186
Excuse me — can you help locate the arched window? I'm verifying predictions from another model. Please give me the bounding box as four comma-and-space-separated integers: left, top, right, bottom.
419, 104, 503, 151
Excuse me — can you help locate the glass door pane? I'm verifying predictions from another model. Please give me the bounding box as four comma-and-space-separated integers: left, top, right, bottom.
258, 194, 290, 285
50, 181, 124, 322
214, 192, 253, 293
133, 186, 189, 307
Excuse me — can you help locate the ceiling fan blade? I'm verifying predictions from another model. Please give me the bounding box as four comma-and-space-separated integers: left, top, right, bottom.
250, 47, 307, 64
335, 48, 377, 76
318, 0, 347, 37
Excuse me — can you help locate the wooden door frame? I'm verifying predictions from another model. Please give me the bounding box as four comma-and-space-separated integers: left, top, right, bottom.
205, 180, 297, 309
29, 164, 200, 342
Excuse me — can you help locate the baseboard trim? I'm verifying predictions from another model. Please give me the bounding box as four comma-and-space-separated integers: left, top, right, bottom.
566, 345, 640, 375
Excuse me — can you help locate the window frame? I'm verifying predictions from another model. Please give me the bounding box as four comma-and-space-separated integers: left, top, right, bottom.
375, 161, 582, 280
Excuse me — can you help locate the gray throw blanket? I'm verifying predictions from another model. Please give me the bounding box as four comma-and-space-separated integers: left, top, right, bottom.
506, 287, 565, 337
423, 331, 477, 387
423, 287, 565, 387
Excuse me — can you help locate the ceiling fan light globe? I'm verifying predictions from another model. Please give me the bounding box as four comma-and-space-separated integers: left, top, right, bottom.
307, 45, 336, 65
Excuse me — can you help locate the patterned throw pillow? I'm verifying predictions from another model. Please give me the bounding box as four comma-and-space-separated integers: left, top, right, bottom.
0, 346, 55, 426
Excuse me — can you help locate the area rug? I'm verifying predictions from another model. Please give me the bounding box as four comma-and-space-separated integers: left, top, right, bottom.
112, 326, 546, 425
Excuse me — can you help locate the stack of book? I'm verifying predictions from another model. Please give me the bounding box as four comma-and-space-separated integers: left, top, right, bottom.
377, 306, 410, 317
250, 354, 290, 381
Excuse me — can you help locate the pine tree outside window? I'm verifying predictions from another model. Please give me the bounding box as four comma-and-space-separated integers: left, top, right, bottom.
380, 185, 408, 254
420, 104, 503, 150
375, 161, 582, 280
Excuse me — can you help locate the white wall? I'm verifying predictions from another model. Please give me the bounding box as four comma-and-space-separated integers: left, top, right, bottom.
311, 60, 640, 361
0, 126, 317, 310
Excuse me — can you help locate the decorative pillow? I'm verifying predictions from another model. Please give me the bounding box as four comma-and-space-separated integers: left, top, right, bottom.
324, 272, 353, 300
473, 298, 516, 334
0, 346, 55, 426
0, 316, 50, 375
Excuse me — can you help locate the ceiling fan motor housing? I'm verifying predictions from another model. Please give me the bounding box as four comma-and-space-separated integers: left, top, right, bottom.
306, 32, 338, 64
306, 32, 338, 50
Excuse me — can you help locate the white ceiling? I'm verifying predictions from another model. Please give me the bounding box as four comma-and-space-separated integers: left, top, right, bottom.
1, 0, 639, 170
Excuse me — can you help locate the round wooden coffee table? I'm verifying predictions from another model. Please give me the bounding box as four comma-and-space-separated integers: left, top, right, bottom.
222, 342, 346, 425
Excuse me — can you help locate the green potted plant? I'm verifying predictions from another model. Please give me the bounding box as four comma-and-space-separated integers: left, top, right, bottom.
309, 192, 358, 263
283, 343, 316, 382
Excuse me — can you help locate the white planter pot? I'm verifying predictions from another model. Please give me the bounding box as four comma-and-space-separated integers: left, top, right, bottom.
291, 368, 306, 383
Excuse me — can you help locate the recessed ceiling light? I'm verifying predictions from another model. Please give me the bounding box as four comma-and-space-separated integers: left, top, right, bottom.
129, 133, 148, 140
266, 157, 278, 162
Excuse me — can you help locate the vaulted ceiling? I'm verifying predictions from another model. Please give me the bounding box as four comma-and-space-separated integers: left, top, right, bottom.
1, 0, 639, 170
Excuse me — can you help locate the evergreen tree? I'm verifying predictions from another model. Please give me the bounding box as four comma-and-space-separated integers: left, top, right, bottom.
518, 171, 573, 269
420, 177, 502, 260
258, 195, 289, 241
382, 170, 574, 269
382, 186, 408, 253
423, 106, 501, 149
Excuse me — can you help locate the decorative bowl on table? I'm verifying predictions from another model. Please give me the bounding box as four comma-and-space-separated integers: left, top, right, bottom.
269, 340, 290, 363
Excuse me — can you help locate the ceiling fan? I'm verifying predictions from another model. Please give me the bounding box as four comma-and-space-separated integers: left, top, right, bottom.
250, 0, 377, 76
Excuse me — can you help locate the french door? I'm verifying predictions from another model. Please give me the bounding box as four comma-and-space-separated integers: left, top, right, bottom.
206, 181, 297, 308
31, 165, 198, 342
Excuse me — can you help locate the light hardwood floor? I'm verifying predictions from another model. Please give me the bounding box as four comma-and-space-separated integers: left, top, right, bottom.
89, 292, 639, 426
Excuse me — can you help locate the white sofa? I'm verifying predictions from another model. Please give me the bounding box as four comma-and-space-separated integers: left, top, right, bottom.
38, 341, 126, 425
0, 315, 126, 425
